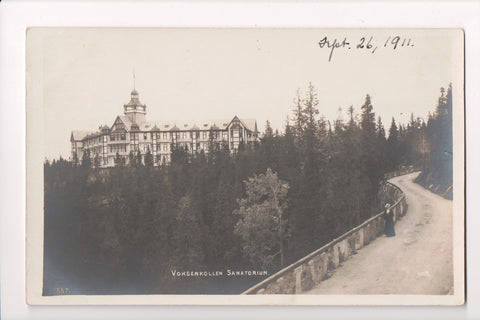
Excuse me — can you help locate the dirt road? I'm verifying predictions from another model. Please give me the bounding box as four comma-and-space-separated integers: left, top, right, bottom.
305, 172, 453, 295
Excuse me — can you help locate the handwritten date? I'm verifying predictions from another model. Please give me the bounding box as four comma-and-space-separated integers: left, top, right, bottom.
318, 36, 414, 62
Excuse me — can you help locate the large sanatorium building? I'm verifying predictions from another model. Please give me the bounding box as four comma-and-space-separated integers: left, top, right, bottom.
70, 89, 260, 167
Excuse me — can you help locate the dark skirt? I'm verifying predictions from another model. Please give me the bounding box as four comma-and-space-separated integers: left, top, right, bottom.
385, 214, 396, 237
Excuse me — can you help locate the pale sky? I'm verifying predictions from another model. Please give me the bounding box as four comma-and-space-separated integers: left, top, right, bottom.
28, 28, 462, 160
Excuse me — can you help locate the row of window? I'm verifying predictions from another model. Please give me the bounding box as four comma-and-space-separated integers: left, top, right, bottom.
104, 141, 249, 155
103, 142, 222, 154
87, 139, 254, 167
110, 133, 126, 141
85, 130, 257, 146
114, 123, 125, 131
154, 143, 170, 152
81, 138, 256, 155
153, 131, 230, 141
84, 146, 104, 154
107, 154, 172, 164
85, 137, 103, 145
110, 144, 127, 153
156, 155, 171, 163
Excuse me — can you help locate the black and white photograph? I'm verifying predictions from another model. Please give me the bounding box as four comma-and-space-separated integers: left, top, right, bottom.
25, 28, 464, 305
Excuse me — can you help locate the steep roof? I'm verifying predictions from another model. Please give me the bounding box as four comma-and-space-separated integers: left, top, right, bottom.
71, 130, 92, 141
150, 119, 238, 131
118, 115, 134, 128
139, 122, 151, 131
226, 116, 258, 133
125, 93, 145, 108
106, 116, 258, 135
239, 119, 258, 133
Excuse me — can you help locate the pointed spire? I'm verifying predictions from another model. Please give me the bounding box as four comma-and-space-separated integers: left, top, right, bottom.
130, 70, 138, 96
133, 68, 136, 91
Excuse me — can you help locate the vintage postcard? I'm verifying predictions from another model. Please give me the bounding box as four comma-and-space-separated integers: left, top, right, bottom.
26, 28, 464, 305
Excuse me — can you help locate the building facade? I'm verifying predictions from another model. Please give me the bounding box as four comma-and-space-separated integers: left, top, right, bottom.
71, 89, 259, 167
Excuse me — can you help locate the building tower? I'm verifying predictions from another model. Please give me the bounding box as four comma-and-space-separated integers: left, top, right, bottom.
123, 89, 147, 124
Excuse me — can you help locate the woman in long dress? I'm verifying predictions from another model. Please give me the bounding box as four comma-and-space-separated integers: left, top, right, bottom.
384, 203, 396, 237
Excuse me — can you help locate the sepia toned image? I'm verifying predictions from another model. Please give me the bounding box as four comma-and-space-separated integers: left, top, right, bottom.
25, 28, 464, 305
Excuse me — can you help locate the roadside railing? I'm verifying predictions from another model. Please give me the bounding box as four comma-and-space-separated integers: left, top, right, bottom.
242, 181, 407, 295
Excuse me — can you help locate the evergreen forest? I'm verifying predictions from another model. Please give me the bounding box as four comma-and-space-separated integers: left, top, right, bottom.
43, 83, 453, 295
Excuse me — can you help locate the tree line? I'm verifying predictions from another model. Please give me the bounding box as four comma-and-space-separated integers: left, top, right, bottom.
43, 83, 453, 295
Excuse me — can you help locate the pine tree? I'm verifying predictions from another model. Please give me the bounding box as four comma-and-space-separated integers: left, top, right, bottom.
347, 105, 355, 128
292, 89, 305, 138
93, 153, 101, 168
264, 120, 274, 138
72, 152, 79, 167
377, 116, 386, 142
360, 94, 376, 134
144, 146, 153, 167
359, 94, 382, 218
115, 152, 124, 167
128, 150, 136, 167
136, 150, 143, 166
208, 128, 219, 160
387, 117, 400, 170
376, 116, 388, 176
303, 82, 320, 134
81, 149, 92, 169
419, 84, 453, 197
258, 120, 276, 171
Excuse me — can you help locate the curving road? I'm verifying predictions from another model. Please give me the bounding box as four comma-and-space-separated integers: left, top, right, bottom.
304, 172, 453, 295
